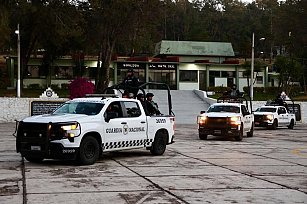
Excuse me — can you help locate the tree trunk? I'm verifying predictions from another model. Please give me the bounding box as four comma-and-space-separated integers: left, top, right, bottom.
96, 39, 115, 93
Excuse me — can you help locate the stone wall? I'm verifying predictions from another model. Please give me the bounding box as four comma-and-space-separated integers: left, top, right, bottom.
0, 96, 306, 123
0, 97, 67, 123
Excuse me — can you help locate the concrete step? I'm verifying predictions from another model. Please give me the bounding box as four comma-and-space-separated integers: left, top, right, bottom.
142, 90, 210, 124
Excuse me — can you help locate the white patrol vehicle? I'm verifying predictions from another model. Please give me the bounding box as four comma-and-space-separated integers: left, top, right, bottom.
197, 95, 254, 141
15, 83, 175, 165
254, 103, 296, 130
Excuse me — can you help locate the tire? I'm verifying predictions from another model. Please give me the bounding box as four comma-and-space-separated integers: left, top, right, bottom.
24, 156, 44, 163
150, 132, 167, 156
247, 123, 254, 137
78, 136, 99, 165
288, 119, 294, 129
271, 119, 278, 130
199, 133, 208, 140
235, 124, 243, 141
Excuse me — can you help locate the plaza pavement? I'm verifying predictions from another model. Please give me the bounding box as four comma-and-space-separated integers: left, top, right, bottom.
1, 122, 307, 203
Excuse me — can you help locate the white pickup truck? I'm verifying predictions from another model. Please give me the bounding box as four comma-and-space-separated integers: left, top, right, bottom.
197, 96, 254, 141
16, 83, 175, 165
254, 105, 296, 129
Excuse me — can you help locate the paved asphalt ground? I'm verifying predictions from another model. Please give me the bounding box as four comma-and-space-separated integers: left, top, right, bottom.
0, 122, 307, 204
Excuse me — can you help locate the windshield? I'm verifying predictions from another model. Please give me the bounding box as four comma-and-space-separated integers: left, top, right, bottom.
207, 105, 240, 113
256, 107, 276, 112
53, 102, 104, 115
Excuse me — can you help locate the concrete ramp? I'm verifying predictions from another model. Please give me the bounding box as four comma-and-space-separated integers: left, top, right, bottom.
144, 90, 210, 124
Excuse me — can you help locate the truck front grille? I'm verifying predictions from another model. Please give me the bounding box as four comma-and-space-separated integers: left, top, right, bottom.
18, 122, 49, 138
254, 115, 264, 121
206, 117, 228, 128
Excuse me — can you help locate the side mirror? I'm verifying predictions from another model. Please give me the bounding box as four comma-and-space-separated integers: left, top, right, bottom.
105, 112, 118, 122
200, 110, 206, 114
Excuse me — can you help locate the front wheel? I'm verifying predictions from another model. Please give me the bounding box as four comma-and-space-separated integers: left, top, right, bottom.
235, 125, 243, 141
271, 119, 278, 130
24, 156, 44, 163
199, 133, 208, 140
78, 136, 99, 165
150, 132, 167, 155
247, 123, 254, 137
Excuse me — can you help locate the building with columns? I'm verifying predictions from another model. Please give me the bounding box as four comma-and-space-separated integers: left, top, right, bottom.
3, 40, 277, 91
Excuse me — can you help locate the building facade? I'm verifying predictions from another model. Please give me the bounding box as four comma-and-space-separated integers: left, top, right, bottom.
3, 40, 277, 91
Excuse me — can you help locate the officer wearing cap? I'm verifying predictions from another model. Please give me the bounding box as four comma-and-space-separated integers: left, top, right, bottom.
146, 93, 161, 115
122, 68, 139, 98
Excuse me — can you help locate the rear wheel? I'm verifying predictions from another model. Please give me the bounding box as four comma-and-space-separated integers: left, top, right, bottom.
78, 136, 99, 165
235, 125, 243, 141
24, 156, 44, 163
150, 132, 167, 155
288, 119, 294, 129
247, 123, 254, 137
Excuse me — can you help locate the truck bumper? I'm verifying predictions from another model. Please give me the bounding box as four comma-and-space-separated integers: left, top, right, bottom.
199, 125, 240, 136
19, 142, 78, 160
254, 120, 272, 127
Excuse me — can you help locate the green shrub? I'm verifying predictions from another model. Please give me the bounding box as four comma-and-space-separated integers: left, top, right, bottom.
61, 83, 69, 89
288, 85, 301, 97
207, 86, 230, 93
50, 84, 59, 90
27, 84, 41, 89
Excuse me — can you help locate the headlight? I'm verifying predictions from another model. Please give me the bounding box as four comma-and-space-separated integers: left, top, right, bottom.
197, 116, 207, 125
266, 115, 273, 121
61, 123, 78, 131
230, 116, 241, 125
60, 122, 80, 138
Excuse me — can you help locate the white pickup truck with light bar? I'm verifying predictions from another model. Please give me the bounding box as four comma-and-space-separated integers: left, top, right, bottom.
197, 95, 254, 141
253, 103, 296, 129
15, 82, 175, 165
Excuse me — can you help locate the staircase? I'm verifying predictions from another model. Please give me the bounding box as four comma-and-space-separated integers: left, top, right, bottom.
145, 90, 210, 124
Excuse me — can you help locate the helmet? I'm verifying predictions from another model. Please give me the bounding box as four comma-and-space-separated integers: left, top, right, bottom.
146, 93, 154, 97
137, 93, 144, 99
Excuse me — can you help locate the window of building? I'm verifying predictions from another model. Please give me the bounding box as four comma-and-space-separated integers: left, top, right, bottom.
179, 70, 197, 82
117, 68, 145, 83
148, 69, 176, 89
256, 76, 263, 84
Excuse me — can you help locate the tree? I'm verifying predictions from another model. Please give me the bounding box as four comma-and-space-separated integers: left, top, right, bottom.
86, 0, 164, 92
10, 0, 84, 87
274, 55, 303, 95
0, 3, 11, 51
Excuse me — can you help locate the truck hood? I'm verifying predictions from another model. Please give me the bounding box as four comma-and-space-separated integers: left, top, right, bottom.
200, 112, 240, 117
22, 113, 90, 123
254, 112, 274, 115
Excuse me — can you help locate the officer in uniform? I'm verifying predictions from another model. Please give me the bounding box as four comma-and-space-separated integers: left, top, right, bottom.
122, 68, 139, 98
145, 93, 161, 116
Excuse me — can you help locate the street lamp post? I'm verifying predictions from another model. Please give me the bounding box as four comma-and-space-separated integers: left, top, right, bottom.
15, 24, 21, 98
250, 33, 255, 100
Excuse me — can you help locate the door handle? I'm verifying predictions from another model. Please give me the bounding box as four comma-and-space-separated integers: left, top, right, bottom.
121, 122, 127, 124
141, 121, 146, 124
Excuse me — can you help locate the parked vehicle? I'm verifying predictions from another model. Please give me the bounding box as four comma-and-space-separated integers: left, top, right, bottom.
15, 83, 175, 165
254, 102, 296, 129
197, 95, 254, 141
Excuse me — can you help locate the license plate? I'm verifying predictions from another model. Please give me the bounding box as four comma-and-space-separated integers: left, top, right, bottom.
255, 122, 259, 125
31, 146, 41, 151
214, 130, 221, 134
